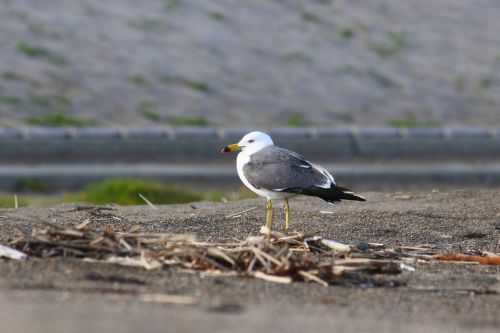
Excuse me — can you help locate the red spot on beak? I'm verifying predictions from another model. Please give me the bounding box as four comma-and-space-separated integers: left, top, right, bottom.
221, 146, 230, 154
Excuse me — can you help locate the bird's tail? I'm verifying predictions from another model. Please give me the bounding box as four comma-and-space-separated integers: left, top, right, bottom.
283, 185, 366, 204
327, 185, 366, 203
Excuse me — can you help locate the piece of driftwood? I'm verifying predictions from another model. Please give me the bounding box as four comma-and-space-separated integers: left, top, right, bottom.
253, 271, 292, 284
0, 244, 27, 260
139, 293, 196, 304
7, 222, 406, 286
298, 270, 328, 287
435, 253, 500, 265
6, 220, 495, 286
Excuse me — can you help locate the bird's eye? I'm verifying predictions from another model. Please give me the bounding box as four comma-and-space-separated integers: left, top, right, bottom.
248, 139, 254, 143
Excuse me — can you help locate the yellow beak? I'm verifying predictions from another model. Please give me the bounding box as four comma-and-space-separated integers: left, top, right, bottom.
221, 143, 241, 153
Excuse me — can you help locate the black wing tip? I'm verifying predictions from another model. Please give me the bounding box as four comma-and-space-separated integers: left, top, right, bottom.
323, 195, 365, 204
282, 185, 366, 202
351, 195, 367, 202
333, 185, 366, 202
339, 192, 367, 202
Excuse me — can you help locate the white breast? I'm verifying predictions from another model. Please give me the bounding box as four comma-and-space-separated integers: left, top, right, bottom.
236, 152, 296, 200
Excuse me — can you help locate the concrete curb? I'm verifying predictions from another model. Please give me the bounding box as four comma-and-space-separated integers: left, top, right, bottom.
1, 163, 499, 191
0, 126, 499, 163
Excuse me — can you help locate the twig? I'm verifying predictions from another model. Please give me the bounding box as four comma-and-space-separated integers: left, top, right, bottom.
120, 239, 133, 251
139, 294, 196, 304
250, 248, 271, 271
225, 206, 258, 218
71, 205, 117, 212
75, 219, 91, 230
255, 248, 282, 267
253, 271, 292, 284
207, 247, 236, 267
247, 255, 258, 272
298, 270, 328, 287
192, 252, 230, 271
139, 193, 157, 210
398, 245, 435, 251
19, 239, 137, 255
120, 232, 195, 241
84, 256, 162, 270
200, 271, 239, 278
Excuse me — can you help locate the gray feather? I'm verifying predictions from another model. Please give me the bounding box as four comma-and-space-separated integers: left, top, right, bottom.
242, 146, 330, 190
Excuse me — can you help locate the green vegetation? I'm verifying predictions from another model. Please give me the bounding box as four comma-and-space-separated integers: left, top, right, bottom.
159, 75, 209, 92
137, 101, 160, 121
73, 178, 202, 205
164, 0, 180, 10
338, 64, 360, 75
475, 77, 496, 106
0, 195, 28, 208
27, 23, 44, 35
140, 110, 160, 121
340, 27, 354, 39
387, 31, 408, 49
370, 31, 408, 58
30, 94, 71, 111
451, 74, 496, 105
13, 178, 50, 193
282, 51, 313, 64
26, 113, 94, 127
188, 81, 209, 92
16, 41, 67, 65
169, 116, 208, 126
285, 114, 308, 127
130, 74, 153, 87
366, 69, 398, 88
479, 77, 492, 89
337, 113, 354, 124
1, 71, 25, 81
454, 74, 467, 92
27, 23, 60, 38
16, 41, 51, 57
301, 11, 319, 23
126, 18, 168, 31
82, 5, 99, 16
0, 95, 22, 105
0, 178, 256, 208
387, 119, 434, 128
371, 45, 395, 58
210, 12, 226, 22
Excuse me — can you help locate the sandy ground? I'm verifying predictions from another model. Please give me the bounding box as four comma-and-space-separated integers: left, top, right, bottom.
0, 190, 499, 332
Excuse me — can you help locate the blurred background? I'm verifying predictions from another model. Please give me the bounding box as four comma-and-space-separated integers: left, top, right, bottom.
0, 0, 499, 207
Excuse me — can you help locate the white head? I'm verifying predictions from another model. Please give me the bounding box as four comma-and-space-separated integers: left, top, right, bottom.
238, 131, 273, 151
221, 131, 273, 155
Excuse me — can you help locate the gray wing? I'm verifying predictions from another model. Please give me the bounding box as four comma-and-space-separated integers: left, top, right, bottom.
242, 146, 334, 190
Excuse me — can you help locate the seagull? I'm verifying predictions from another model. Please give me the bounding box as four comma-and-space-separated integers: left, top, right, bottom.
221, 131, 366, 230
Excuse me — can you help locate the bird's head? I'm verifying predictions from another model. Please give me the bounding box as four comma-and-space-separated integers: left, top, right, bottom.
221, 131, 274, 154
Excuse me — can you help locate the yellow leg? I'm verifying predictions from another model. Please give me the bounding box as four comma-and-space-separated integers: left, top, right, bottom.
284, 199, 290, 231
266, 199, 273, 231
